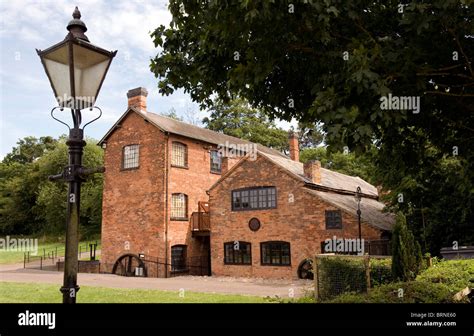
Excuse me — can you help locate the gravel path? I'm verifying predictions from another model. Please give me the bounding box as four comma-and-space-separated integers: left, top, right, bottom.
0, 264, 312, 298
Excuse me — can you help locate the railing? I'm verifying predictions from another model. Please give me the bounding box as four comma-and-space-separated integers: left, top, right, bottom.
191, 212, 210, 232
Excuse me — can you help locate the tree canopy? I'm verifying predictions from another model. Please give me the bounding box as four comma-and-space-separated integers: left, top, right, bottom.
0, 136, 103, 237
203, 97, 289, 151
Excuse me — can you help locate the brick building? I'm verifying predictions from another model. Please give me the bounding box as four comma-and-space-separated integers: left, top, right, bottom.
99, 87, 394, 280
208, 151, 394, 279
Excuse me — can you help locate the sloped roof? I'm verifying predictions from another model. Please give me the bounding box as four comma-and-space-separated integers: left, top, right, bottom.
208, 151, 394, 231
98, 107, 287, 158
260, 152, 378, 197
305, 189, 395, 231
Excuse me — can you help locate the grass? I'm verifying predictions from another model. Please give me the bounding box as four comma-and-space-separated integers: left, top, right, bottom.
0, 235, 101, 264
0, 282, 267, 303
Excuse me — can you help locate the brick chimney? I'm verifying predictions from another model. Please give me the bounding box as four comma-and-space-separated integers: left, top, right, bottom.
288, 131, 299, 162
304, 160, 321, 184
127, 87, 148, 112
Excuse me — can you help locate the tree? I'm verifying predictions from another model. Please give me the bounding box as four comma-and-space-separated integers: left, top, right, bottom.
150, 0, 474, 254
391, 212, 423, 281
3, 136, 57, 164
0, 136, 103, 237
294, 121, 325, 149
151, 0, 472, 151
300, 146, 378, 184
161, 107, 183, 121
203, 97, 289, 151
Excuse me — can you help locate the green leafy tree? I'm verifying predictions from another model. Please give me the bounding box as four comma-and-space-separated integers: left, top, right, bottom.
203, 97, 289, 151
3, 136, 56, 164
34, 138, 104, 236
295, 121, 325, 149
391, 212, 423, 281
0, 136, 103, 237
300, 146, 378, 184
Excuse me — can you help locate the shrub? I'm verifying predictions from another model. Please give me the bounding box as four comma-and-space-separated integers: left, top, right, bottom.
391, 212, 423, 281
370, 258, 393, 287
317, 256, 367, 300
416, 259, 474, 293
325, 281, 461, 303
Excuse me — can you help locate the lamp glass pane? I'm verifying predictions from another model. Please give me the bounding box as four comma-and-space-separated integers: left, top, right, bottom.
42, 44, 71, 105
73, 43, 110, 109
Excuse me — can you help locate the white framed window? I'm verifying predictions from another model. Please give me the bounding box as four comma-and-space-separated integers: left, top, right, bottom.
171, 193, 188, 219
122, 144, 139, 169
171, 142, 187, 167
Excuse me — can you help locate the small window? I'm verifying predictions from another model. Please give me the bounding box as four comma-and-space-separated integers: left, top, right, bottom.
261, 241, 291, 266
171, 245, 187, 272
122, 144, 139, 169
224, 241, 252, 265
210, 150, 221, 173
171, 193, 188, 220
171, 142, 187, 167
325, 210, 342, 229
232, 187, 277, 211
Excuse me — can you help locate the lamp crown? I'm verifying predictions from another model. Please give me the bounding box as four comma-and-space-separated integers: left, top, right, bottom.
66, 6, 89, 41
72, 6, 81, 19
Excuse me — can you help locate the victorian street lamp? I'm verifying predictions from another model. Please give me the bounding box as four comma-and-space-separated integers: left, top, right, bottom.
36, 7, 116, 304
354, 186, 362, 241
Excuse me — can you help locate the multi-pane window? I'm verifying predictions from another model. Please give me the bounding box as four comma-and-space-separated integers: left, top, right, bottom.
171, 142, 187, 167
171, 193, 188, 219
171, 245, 187, 271
232, 187, 277, 211
210, 150, 221, 173
224, 241, 252, 265
325, 210, 342, 229
261, 241, 291, 266
122, 144, 139, 169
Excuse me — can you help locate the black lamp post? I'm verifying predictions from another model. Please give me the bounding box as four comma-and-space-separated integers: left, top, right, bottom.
36, 7, 116, 304
355, 186, 362, 241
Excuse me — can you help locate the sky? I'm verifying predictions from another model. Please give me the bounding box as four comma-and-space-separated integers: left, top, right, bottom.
0, 0, 296, 159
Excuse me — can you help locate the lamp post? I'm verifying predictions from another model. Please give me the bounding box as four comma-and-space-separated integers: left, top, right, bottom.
355, 186, 362, 241
36, 7, 116, 304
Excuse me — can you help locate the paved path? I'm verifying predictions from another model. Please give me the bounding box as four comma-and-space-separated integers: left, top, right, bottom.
0, 264, 312, 298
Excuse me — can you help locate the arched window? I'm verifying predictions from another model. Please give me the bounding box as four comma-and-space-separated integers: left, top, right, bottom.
224, 241, 251, 265
122, 144, 139, 169
171, 193, 188, 220
260, 241, 291, 266
171, 141, 187, 167
171, 245, 187, 272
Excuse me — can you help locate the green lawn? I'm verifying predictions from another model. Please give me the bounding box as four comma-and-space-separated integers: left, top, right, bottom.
0, 282, 267, 303
0, 237, 101, 264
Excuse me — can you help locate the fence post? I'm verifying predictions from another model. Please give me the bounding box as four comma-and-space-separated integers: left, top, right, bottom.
40, 257, 43, 270
23, 253, 26, 269
364, 255, 371, 293
313, 255, 319, 301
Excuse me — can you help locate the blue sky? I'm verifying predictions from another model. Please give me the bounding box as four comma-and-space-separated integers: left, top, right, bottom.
0, 0, 297, 159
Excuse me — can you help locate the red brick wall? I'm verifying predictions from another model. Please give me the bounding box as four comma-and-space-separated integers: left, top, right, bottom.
101, 112, 167, 272
209, 155, 382, 279
101, 111, 244, 274
167, 134, 222, 265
